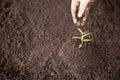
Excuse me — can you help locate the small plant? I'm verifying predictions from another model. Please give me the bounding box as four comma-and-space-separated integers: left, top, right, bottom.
72, 28, 91, 48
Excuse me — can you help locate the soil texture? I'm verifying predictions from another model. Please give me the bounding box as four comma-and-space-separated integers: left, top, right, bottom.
0, 0, 120, 80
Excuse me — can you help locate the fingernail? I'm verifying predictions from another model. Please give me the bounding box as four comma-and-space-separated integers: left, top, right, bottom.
74, 20, 77, 24
77, 22, 80, 26
78, 13, 82, 18
82, 20, 86, 26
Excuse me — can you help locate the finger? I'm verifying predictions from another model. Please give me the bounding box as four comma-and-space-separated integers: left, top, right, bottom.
78, 0, 90, 17
81, 7, 89, 26
81, 14, 87, 26
77, 21, 81, 26
71, 0, 80, 24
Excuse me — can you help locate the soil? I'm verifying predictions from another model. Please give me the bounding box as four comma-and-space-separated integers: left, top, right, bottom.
0, 0, 120, 80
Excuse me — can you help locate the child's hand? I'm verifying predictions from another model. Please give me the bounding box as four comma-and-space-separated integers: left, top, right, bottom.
71, 0, 91, 26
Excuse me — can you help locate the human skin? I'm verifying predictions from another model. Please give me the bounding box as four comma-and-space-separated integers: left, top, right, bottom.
71, 0, 91, 26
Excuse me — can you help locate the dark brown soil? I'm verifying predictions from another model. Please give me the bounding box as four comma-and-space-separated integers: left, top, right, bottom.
0, 0, 120, 80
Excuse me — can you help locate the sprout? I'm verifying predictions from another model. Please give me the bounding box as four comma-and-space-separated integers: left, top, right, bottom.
72, 28, 91, 48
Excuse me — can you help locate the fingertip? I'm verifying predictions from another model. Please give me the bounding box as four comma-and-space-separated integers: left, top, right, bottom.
73, 19, 77, 24
81, 22, 85, 26
78, 13, 83, 18
77, 21, 81, 26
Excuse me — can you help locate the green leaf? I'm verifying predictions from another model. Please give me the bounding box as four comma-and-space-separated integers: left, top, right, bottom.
72, 36, 81, 39
81, 36, 84, 41
77, 28, 83, 34
83, 33, 91, 37
83, 39, 91, 42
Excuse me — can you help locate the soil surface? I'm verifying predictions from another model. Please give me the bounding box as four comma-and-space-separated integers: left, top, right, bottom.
0, 0, 120, 80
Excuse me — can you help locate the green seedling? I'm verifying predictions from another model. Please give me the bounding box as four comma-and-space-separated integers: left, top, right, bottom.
72, 28, 91, 48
